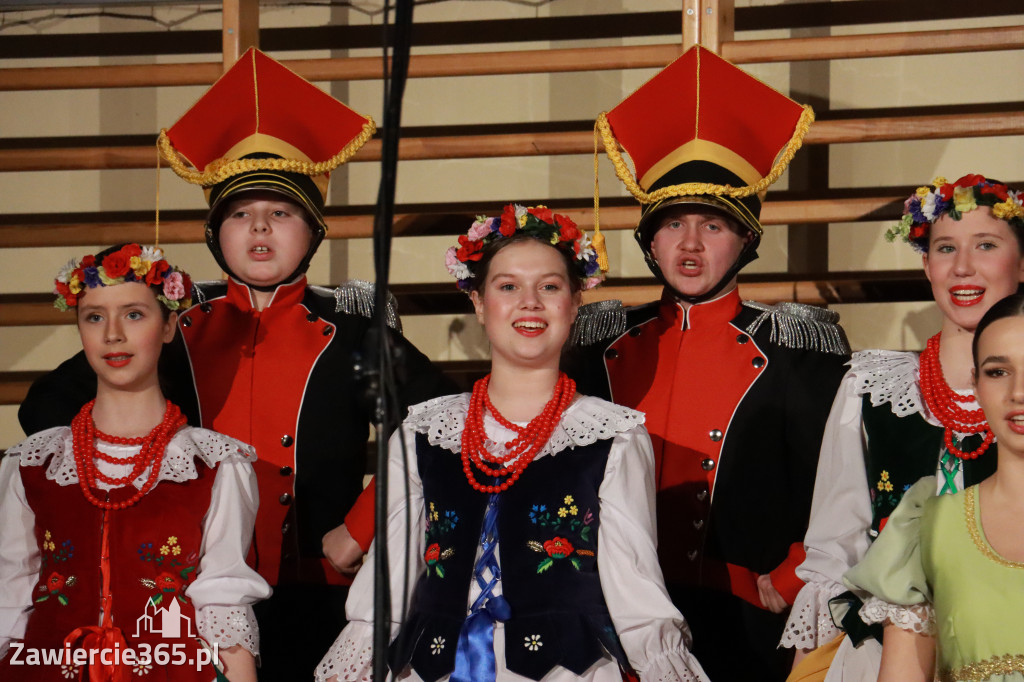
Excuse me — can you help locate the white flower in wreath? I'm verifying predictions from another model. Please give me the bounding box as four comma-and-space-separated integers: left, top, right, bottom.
430, 636, 446, 655
61, 664, 80, 679
133, 662, 153, 675
524, 634, 543, 651
444, 247, 473, 281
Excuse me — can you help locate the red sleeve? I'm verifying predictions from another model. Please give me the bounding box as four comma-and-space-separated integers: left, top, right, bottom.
343, 480, 376, 552
768, 541, 806, 605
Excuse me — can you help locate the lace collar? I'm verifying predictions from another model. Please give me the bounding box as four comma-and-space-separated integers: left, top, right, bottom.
10, 426, 256, 489
407, 393, 645, 456
848, 349, 977, 422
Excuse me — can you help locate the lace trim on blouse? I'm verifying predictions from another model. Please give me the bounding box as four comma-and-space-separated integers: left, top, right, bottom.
315, 630, 373, 682
858, 596, 935, 636
10, 426, 256, 488
848, 350, 924, 418
407, 394, 645, 456
780, 581, 846, 649
195, 605, 260, 656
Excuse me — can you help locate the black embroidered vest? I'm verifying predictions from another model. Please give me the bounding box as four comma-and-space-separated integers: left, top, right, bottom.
389, 433, 629, 682
861, 395, 996, 537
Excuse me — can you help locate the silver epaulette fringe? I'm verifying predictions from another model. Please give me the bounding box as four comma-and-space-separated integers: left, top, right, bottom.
569, 300, 627, 347
743, 301, 850, 355
330, 280, 403, 333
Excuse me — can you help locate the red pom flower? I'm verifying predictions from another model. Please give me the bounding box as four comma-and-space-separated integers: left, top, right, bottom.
543, 537, 574, 559
499, 205, 518, 237
456, 235, 484, 262
101, 251, 131, 278
145, 259, 171, 286
527, 206, 554, 224
955, 174, 986, 189
80, 255, 96, 269
424, 543, 441, 565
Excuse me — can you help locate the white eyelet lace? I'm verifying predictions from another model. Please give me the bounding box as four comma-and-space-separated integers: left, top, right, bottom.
859, 597, 935, 635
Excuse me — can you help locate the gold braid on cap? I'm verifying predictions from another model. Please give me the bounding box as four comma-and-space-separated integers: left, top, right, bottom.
594, 105, 814, 204
156, 119, 377, 187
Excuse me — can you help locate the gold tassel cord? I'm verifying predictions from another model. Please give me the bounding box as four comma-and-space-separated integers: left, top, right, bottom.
595, 106, 815, 204
592, 122, 609, 273
154, 138, 162, 248
157, 119, 378, 187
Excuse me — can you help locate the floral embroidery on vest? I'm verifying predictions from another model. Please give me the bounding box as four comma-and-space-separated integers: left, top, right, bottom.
870, 471, 912, 533
526, 494, 596, 572
137, 535, 198, 605
424, 502, 458, 578
34, 530, 77, 606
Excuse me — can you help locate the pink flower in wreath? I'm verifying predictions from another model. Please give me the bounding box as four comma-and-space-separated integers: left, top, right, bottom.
162, 271, 185, 301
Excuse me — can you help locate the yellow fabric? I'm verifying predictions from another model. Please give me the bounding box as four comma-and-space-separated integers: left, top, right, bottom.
786, 634, 845, 682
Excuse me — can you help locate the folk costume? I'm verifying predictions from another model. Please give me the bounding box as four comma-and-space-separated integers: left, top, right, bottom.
317, 207, 708, 682
567, 46, 851, 681
0, 246, 269, 682
782, 175, 1020, 681
18, 49, 454, 681
845, 478, 1024, 682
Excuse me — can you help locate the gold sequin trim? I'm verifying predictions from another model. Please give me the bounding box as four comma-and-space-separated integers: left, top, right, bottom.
942, 653, 1024, 681
964, 486, 1024, 570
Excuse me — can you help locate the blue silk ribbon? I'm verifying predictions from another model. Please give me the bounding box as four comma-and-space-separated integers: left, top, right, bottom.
452, 493, 510, 682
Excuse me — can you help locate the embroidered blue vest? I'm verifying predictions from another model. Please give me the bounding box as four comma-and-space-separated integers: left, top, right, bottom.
389, 433, 629, 681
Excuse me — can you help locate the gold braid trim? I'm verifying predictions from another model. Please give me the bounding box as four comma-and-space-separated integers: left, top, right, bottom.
944, 654, 1024, 681
595, 105, 815, 204
157, 119, 377, 187
592, 123, 609, 273
964, 486, 1024, 569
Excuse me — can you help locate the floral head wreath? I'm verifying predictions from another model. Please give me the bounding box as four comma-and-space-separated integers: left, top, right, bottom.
444, 204, 607, 291
54, 244, 193, 312
885, 174, 1024, 254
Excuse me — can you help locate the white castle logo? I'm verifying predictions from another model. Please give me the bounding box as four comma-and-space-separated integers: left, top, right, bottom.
134, 597, 196, 638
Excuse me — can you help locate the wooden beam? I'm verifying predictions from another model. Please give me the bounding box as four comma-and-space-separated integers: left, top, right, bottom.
702, 0, 735, 54
682, 0, 701, 50
222, 0, 260, 67
1, 26, 1019, 91
1, 110, 1020, 173
0, 195, 910, 248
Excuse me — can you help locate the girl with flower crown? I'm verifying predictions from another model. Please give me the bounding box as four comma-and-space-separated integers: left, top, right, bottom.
0, 244, 270, 681
845, 292, 1024, 681
781, 175, 1024, 682
316, 205, 708, 682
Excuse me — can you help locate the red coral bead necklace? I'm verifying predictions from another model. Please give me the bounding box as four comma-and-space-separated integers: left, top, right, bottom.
71, 399, 186, 509
461, 372, 576, 493
918, 333, 994, 460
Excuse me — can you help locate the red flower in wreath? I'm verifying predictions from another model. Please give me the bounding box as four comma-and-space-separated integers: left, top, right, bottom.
80, 255, 96, 269
156, 571, 183, 593
543, 537, 574, 559
936, 183, 954, 201
909, 224, 928, 241
424, 543, 441, 565
955, 174, 986, 189
145, 259, 170, 286
527, 206, 554, 224
101, 251, 131, 278
980, 183, 1008, 200
456, 235, 484, 262
47, 571, 66, 593
499, 205, 518, 237
555, 214, 581, 245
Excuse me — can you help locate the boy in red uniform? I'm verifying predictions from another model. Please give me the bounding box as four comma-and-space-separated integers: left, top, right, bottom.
565, 46, 850, 681
20, 49, 454, 680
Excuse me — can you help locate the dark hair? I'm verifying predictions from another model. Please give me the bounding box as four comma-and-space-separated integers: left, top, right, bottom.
972, 292, 1024, 369
469, 233, 583, 295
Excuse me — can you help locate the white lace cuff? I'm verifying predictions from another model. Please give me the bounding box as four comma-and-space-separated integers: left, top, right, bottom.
315, 626, 373, 682
780, 581, 845, 649
858, 597, 935, 636
196, 605, 260, 656
640, 645, 711, 682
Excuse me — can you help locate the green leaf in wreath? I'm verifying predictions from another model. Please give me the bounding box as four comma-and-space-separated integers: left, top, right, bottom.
537, 558, 554, 574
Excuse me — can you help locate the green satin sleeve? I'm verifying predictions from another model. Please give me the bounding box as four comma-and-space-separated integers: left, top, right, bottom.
843, 476, 935, 606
